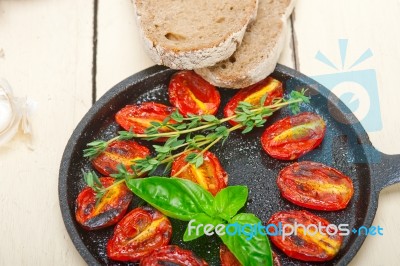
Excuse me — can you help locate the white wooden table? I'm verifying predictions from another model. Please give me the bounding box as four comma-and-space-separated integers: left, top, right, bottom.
1, 0, 400, 265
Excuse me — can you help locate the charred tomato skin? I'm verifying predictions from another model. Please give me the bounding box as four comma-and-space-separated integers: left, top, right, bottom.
75, 177, 133, 230
220, 244, 241, 266
261, 112, 326, 160
115, 102, 176, 142
140, 245, 208, 266
278, 161, 354, 210
268, 210, 343, 262
92, 140, 150, 176
224, 77, 284, 126
107, 206, 172, 262
169, 70, 220, 116
171, 150, 228, 196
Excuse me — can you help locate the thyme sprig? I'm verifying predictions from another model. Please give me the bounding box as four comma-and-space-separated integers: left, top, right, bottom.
84, 89, 309, 159
82, 89, 310, 196
82, 170, 105, 202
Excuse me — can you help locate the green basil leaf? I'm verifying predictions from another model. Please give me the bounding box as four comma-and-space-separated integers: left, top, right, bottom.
183, 213, 224, 242
126, 177, 214, 221
231, 213, 259, 224
213, 186, 248, 221
220, 213, 273, 266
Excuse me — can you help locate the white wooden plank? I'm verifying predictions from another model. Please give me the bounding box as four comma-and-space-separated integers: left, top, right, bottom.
96, 0, 154, 99
278, 17, 296, 69
293, 1, 400, 265
0, 1, 91, 265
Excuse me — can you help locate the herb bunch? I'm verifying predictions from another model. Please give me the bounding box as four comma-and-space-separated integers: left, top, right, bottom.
82, 171, 106, 202
83, 89, 310, 195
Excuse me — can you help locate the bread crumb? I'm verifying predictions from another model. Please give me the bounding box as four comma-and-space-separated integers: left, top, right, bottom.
0, 48, 4, 58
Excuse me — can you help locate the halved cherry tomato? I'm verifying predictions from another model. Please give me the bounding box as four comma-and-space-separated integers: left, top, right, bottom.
219, 244, 281, 266
220, 244, 241, 266
115, 102, 176, 142
171, 150, 228, 196
278, 161, 354, 211
140, 245, 208, 266
92, 140, 150, 176
224, 77, 283, 126
261, 112, 326, 160
75, 177, 132, 230
107, 206, 172, 262
169, 70, 220, 116
268, 210, 343, 262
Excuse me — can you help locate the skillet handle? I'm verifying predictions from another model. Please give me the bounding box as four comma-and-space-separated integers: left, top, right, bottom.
371, 151, 400, 192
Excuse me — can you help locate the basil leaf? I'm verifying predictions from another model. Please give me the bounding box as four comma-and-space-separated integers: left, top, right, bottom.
231, 212, 259, 224
220, 213, 273, 266
213, 186, 248, 221
126, 177, 214, 221
183, 213, 224, 242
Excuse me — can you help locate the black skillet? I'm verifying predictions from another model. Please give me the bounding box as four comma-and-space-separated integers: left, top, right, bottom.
59, 64, 400, 265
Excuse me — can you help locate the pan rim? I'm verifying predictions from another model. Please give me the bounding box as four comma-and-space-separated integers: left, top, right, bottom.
58, 64, 376, 265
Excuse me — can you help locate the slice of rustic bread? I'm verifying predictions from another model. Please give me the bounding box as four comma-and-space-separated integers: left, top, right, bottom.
195, 0, 296, 89
133, 0, 259, 70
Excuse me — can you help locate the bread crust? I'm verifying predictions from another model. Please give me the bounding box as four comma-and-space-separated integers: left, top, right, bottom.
133, 0, 259, 70
195, 0, 297, 88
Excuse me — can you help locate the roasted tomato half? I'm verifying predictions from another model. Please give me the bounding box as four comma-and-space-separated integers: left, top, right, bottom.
115, 102, 176, 141
224, 77, 283, 126
140, 245, 208, 266
92, 140, 150, 176
107, 206, 172, 262
268, 210, 343, 262
169, 70, 220, 116
219, 244, 281, 266
171, 150, 228, 196
220, 244, 241, 266
278, 161, 354, 211
75, 177, 133, 230
261, 112, 326, 160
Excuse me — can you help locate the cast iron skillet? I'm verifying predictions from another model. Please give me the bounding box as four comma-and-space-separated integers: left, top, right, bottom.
59, 64, 400, 266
